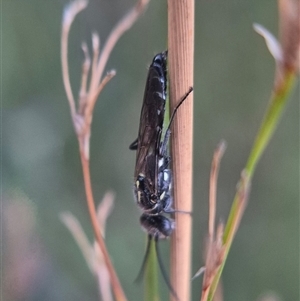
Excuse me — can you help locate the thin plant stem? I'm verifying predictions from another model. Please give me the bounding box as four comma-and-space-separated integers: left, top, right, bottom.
168, 1, 194, 300
204, 1, 299, 299
61, 0, 88, 118
145, 240, 159, 301
245, 72, 297, 175
206, 71, 298, 301
200, 142, 226, 301
61, 1, 151, 299
209, 141, 226, 241
88, 0, 150, 97
80, 152, 127, 301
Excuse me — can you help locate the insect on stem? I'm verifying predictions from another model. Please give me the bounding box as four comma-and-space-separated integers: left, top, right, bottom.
129, 51, 193, 299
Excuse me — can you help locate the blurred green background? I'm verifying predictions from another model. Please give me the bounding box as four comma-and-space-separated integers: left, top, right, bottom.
3, 0, 299, 300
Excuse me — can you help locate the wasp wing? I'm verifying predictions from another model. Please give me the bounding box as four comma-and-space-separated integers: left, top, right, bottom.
134, 52, 167, 195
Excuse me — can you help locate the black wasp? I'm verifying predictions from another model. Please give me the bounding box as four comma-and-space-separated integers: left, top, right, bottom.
129, 51, 193, 297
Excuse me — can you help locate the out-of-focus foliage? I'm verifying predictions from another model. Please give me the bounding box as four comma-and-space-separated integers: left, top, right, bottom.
3, 1, 299, 301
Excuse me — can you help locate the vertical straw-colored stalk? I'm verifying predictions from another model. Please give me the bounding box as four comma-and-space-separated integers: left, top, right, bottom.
168, 1, 194, 300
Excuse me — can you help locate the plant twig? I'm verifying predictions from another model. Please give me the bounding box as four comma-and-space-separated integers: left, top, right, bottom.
168, 1, 194, 300
200, 142, 226, 301
61, 0, 88, 119
79, 42, 91, 112
61, 1, 150, 300
88, 0, 150, 99
80, 155, 125, 300
206, 172, 250, 301
208, 141, 226, 241
206, 1, 299, 299
60, 192, 115, 301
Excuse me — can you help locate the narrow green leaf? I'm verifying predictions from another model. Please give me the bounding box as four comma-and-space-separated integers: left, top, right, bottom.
145, 239, 159, 301
207, 71, 297, 301
245, 72, 297, 175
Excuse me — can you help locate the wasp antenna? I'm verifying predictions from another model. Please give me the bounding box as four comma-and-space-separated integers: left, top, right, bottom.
154, 236, 180, 301
168, 86, 193, 131
160, 87, 194, 156
135, 235, 152, 283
